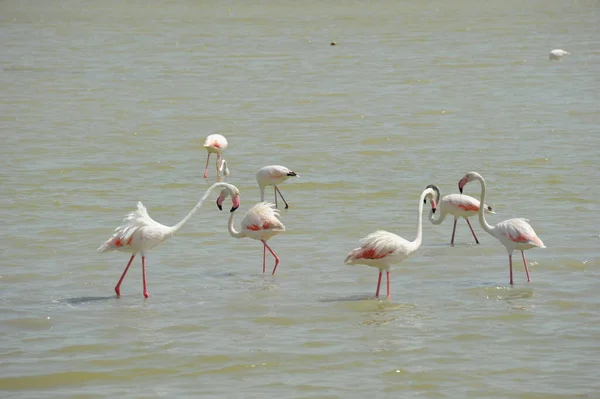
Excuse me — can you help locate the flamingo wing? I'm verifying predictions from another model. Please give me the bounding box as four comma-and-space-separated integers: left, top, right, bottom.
345, 230, 408, 263
242, 202, 285, 232
496, 218, 545, 248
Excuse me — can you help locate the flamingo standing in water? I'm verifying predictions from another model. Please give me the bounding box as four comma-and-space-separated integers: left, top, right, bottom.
225, 202, 285, 275
98, 182, 240, 298
203, 134, 229, 179
344, 186, 438, 300
549, 49, 570, 60
426, 184, 495, 246
256, 165, 298, 209
458, 171, 545, 285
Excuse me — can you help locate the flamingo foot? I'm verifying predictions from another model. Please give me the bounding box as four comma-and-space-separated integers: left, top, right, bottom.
115, 286, 121, 297
144, 291, 149, 299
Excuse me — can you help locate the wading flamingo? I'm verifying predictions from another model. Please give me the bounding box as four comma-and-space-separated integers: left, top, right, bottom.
256, 165, 298, 209
203, 134, 229, 179
98, 182, 240, 298
458, 171, 545, 285
549, 49, 570, 60
225, 202, 285, 275
344, 187, 438, 300
426, 184, 495, 246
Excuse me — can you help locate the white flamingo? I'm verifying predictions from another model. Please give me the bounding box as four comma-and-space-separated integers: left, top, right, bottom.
226, 202, 286, 275
549, 49, 570, 60
458, 171, 545, 285
256, 165, 298, 209
203, 134, 229, 178
344, 187, 438, 300
426, 184, 495, 246
98, 182, 240, 298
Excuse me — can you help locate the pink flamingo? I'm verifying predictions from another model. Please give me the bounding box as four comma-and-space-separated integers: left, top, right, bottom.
458, 171, 545, 285
203, 134, 229, 179
226, 202, 285, 275
344, 187, 438, 300
427, 184, 495, 246
256, 165, 298, 209
98, 182, 240, 298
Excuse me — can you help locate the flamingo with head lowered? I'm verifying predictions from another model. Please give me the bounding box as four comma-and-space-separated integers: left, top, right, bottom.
256, 165, 298, 209
98, 182, 240, 298
221, 200, 286, 275
426, 184, 495, 246
458, 171, 545, 285
203, 134, 229, 179
344, 186, 438, 300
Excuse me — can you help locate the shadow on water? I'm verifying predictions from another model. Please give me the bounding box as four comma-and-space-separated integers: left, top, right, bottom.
62, 296, 116, 305
319, 294, 374, 302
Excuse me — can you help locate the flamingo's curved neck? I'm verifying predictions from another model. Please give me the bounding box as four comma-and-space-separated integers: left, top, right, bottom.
410, 190, 429, 252
228, 211, 245, 238
168, 182, 232, 236
428, 208, 446, 225
475, 174, 495, 234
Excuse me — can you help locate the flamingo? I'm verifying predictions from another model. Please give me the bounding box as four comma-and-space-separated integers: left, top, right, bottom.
426, 184, 495, 246
458, 171, 545, 285
98, 182, 240, 298
256, 165, 298, 209
344, 187, 438, 300
226, 202, 285, 275
203, 134, 229, 179
549, 49, 570, 60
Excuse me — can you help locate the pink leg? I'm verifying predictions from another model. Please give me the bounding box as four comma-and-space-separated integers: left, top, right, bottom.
465, 218, 480, 244
508, 254, 514, 285
203, 153, 211, 179
141, 256, 149, 298
386, 271, 391, 300
375, 271, 382, 298
115, 254, 136, 297
450, 218, 458, 246
273, 186, 278, 208
275, 186, 289, 209
216, 154, 221, 176
262, 244, 266, 273
262, 240, 280, 275
521, 251, 531, 283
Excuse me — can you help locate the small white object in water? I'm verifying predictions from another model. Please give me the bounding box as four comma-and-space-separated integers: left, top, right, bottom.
549, 49, 570, 60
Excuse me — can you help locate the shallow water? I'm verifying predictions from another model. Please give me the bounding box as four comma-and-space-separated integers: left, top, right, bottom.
1, 0, 600, 397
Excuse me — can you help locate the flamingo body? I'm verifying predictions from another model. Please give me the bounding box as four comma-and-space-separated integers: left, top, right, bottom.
458, 171, 545, 285
344, 187, 438, 300
98, 182, 240, 298
227, 202, 285, 274
549, 49, 570, 60
203, 134, 229, 178
256, 165, 298, 209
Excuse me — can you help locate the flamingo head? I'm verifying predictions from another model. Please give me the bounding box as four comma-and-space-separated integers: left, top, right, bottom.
424, 184, 440, 213
423, 185, 438, 214
216, 185, 240, 212
458, 171, 479, 193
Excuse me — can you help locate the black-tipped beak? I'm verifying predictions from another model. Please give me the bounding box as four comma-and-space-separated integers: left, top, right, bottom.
432, 208, 437, 214
217, 199, 223, 211
459, 185, 463, 194
230, 206, 238, 213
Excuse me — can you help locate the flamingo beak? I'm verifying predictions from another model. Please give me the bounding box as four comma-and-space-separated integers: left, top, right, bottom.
431, 199, 437, 214
216, 195, 224, 211
230, 195, 240, 212
458, 177, 467, 194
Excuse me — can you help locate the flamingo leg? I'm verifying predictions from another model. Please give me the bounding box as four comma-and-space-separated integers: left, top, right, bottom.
262, 240, 280, 275
115, 254, 136, 297
141, 256, 149, 298
450, 218, 458, 246
262, 243, 267, 273
508, 253, 514, 285
216, 154, 221, 176
521, 251, 531, 283
465, 218, 480, 244
273, 186, 278, 208
375, 271, 382, 298
203, 153, 211, 179
386, 271, 391, 300
275, 185, 289, 209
